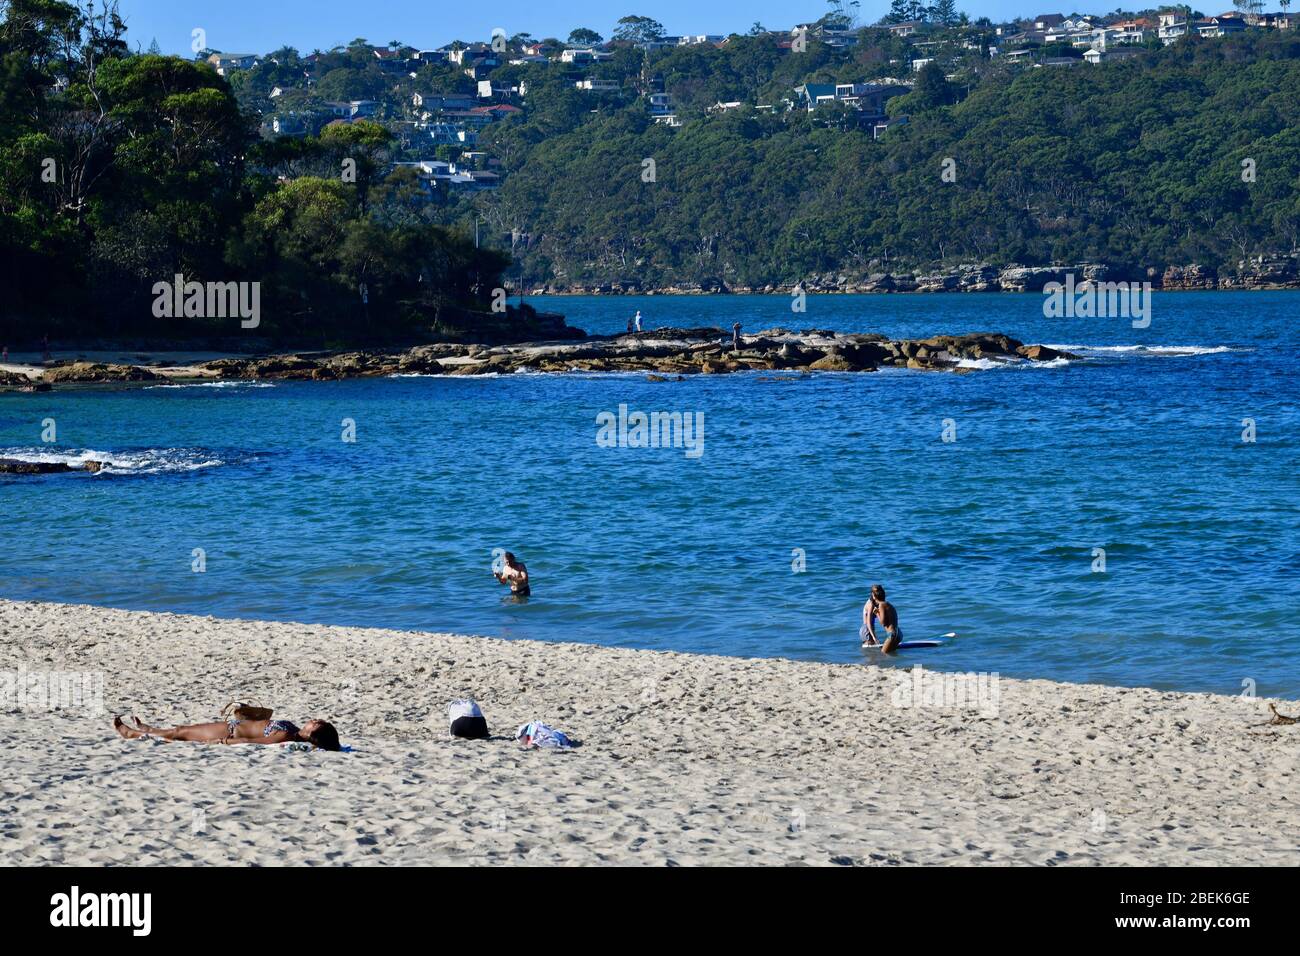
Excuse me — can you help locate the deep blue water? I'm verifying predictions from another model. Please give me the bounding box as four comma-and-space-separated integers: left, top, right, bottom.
3, 292, 1297, 697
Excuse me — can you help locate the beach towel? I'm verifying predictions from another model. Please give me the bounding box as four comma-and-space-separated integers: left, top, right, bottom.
515, 721, 575, 750
448, 699, 489, 739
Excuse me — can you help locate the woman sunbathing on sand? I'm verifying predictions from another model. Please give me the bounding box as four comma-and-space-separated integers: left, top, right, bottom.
114, 714, 341, 751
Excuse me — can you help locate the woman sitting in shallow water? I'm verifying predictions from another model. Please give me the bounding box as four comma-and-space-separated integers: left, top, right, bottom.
114, 714, 341, 751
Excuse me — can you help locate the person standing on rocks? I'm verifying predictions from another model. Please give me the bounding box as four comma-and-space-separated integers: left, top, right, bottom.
634, 310, 642, 333
731, 322, 742, 351
860, 584, 902, 653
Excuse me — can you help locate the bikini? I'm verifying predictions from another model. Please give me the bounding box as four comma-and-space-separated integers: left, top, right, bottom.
226, 718, 300, 739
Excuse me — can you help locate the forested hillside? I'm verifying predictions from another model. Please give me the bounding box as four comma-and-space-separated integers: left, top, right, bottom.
463, 31, 1300, 289
4, 1, 1300, 346
0, 0, 508, 344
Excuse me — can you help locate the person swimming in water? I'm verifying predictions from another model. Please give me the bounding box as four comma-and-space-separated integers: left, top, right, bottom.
494, 551, 530, 596
861, 583, 903, 653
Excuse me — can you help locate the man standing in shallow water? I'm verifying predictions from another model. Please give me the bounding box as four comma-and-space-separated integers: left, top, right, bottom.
861, 584, 902, 653
494, 551, 530, 597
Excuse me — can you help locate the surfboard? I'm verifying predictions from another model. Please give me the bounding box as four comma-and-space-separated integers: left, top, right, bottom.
861, 640, 944, 650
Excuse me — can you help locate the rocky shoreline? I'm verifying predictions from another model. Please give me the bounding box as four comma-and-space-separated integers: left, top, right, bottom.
1, 330, 1075, 388
524, 255, 1300, 295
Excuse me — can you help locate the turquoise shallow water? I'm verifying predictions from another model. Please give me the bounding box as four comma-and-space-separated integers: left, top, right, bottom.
2, 292, 1297, 697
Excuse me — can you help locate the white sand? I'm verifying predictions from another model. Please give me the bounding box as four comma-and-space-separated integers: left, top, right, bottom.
1, 598, 1296, 866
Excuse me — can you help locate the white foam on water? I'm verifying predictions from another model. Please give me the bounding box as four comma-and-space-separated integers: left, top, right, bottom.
146, 380, 276, 389
0, 447, 224, 474
954, 357, 1013, 370
1045, 344, 1241, 356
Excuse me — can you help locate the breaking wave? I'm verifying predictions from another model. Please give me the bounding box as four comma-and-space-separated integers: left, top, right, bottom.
0, 446, 225, 475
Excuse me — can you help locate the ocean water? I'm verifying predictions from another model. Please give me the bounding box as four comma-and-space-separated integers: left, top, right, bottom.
2, 292, 1297, 697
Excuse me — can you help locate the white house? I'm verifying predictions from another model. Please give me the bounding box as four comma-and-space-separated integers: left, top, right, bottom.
560, 47, 612, 63
1158, 12, 1189, 44
205, 53, 259, 75
575, 78, 621, 92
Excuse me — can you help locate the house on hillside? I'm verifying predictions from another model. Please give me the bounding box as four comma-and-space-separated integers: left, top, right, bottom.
790, 82, 908, 118
477, 80, 519, 99
412, 92, 474, 112
1000, 47, 1038, 64
835, 83, 909, 117
1083, 47, 1143, 63
372, 47, 412, 74
1033, 14, 1066, 30
269, 111, 326, 136
560, 47, 613, 63
448, 43, 496, 66
792, 83, 838, 110
1158, 11, 1190, 43
1196, 16, 1247, 37
1105, 20, 1153, 45
575, 78, 621, 92
205, 52, 260, 75
888, 20, 923, 37
873, 115, 907, 140
468, 104, 522, 121
323, 100, 378, 120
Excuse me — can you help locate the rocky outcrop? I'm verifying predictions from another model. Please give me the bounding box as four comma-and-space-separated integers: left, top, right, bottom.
199, 356, 322, 380
0, 458, 103, 475
1221, 254, 1300, 289
41, 362, 163, 384
178, 329, 1073, 381
1160, 264, 1217, 290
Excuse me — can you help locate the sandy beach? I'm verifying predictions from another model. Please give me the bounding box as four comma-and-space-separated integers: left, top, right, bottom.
1, 598, 1296, 866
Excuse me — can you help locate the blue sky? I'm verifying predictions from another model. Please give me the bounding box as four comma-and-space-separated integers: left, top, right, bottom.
116, 0, 1051, 57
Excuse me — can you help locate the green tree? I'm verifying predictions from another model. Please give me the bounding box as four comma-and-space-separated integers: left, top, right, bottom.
612, 16, 666, 44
